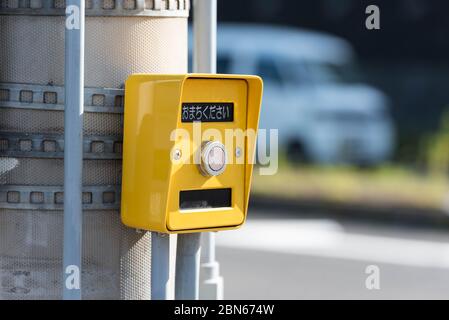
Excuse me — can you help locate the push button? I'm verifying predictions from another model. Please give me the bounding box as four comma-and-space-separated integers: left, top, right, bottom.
198, 141, 227, 176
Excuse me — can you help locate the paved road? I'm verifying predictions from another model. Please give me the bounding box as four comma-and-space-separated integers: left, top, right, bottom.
215, 208, 449, 299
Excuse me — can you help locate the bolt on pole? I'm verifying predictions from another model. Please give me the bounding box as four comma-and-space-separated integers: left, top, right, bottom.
63, 0, 85, 300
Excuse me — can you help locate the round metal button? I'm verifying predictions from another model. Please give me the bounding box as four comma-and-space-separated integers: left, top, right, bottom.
198, 141, 227, 176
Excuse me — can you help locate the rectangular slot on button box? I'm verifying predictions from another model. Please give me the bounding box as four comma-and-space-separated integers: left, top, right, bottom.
180, 188, 232, 210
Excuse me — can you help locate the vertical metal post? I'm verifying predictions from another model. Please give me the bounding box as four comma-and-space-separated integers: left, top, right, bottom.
175, 233, 202, 300
63, 0, 85, 300
151, 233, 171, 300
193, 0, 217, 73
193, 0, 224, 300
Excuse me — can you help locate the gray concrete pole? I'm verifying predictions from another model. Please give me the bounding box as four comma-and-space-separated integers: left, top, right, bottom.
63, 0, 85, 300
175, 233, 202, 300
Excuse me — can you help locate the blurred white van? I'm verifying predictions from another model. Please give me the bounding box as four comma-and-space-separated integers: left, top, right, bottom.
190, 23, 395, 165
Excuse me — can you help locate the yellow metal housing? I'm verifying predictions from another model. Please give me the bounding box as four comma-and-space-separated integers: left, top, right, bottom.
121, 74, 263, 233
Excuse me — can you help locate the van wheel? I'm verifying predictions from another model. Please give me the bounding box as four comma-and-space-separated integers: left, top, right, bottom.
287, 140, 307, 164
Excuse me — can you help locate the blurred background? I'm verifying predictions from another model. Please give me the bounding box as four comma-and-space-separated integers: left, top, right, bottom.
192, 0, 449, 299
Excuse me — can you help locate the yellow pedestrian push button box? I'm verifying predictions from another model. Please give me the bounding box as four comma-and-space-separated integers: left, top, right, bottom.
121, 74, 263, 233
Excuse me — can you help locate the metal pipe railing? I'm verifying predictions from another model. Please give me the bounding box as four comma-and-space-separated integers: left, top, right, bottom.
193, 0, 217, 74
63, 0, 85, 300
175, 233, 202, 299
151, 233, 171, 300
174, 0, 222, 301
193, 0, 224, 300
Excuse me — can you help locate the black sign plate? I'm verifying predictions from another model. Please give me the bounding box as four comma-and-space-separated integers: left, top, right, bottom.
179, 188, 232, 210
181, 103, 234, 122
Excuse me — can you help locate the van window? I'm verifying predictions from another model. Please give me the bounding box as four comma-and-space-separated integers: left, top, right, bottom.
307, 62, 363, 84
316, 110, 385, 123
282, 60, 310, 85
217, 55, 231, 74
256, 57, 283, 85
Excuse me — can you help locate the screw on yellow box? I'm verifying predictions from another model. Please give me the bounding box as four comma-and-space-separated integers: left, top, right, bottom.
121, 74, 263, 233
